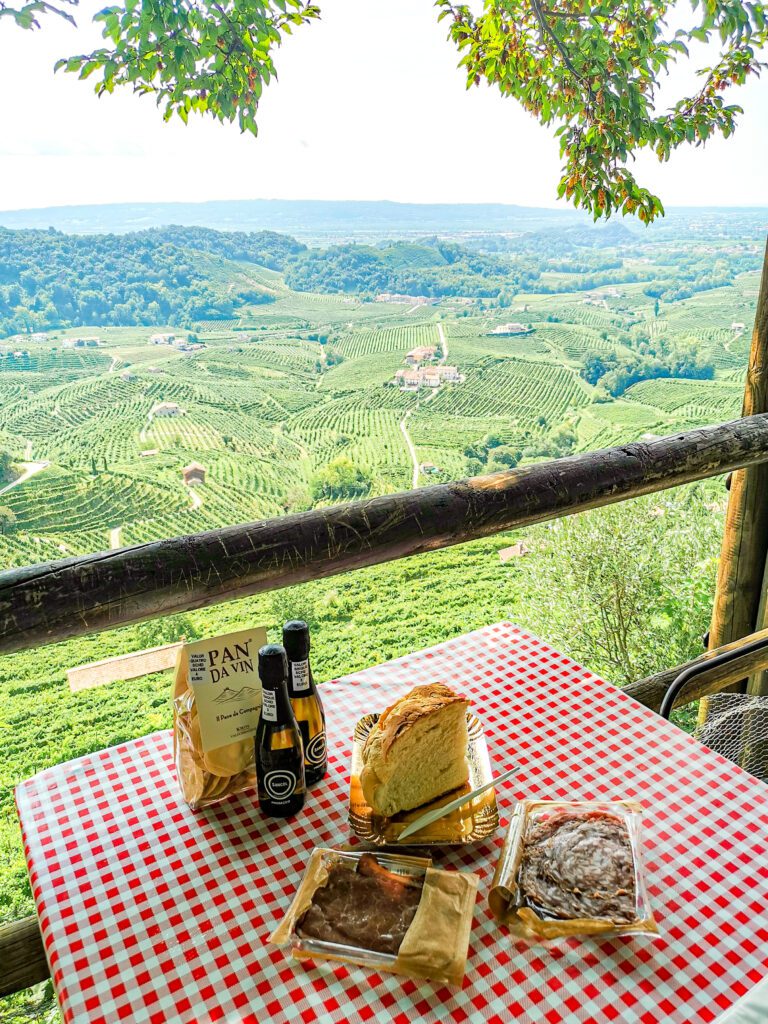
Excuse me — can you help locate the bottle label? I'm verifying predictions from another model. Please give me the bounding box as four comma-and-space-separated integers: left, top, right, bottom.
263, 769, 298, 802
305, 731, 327, 768
261, 689, 277, 722
292, 660, 311, 692
180, 625, 267, 754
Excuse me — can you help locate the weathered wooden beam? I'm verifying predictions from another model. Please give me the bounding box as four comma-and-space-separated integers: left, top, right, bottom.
3, 414, 768, 656
625, 626, 768, 714
708, 240, 768, 693
747, 243, 768, 698
67, 640, 183, 692
0, 916, 47, 997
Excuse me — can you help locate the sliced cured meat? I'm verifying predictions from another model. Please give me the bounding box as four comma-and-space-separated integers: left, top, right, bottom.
296, 856, 424, 954
518, 810, 637, 923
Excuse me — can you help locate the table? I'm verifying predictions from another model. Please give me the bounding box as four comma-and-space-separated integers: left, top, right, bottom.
15, 622, 768, 1024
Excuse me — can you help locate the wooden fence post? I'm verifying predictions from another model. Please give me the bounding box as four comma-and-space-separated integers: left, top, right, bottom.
705, 239, 768, 709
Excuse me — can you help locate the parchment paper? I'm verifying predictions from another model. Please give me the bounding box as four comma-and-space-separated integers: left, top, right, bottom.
270, 848, 479, 985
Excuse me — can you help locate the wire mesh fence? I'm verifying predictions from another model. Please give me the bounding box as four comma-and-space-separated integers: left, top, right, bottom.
695, 693, 768, 782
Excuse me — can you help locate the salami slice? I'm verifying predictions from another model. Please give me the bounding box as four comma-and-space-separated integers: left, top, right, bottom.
518, 810, 637, 923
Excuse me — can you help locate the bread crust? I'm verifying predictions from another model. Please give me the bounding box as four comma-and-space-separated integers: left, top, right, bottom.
372, 683, 468, 758
360, 684, 469, 813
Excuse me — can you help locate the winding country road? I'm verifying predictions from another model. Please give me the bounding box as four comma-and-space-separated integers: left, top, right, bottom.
397, 323, 448, 489
437, 322, 448, 364
399, 409, 420, 489
0, 460, 50, 497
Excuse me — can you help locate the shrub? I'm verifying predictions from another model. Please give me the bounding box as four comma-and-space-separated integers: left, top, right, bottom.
311, 457, 371, 502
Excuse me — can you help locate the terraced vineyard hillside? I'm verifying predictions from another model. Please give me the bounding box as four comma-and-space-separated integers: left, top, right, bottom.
0, 240, 761, 573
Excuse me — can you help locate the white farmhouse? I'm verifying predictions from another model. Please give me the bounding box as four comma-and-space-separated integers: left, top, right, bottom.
151, 401, 184, 417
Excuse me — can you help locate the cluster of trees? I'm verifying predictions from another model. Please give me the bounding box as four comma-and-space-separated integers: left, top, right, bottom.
0, 450, 14, 481
522, 425, 579, 460
464, 423, 578, 476
313, 348, 343, 374
0, 226, 300, 337
641, 252, 759, 303
464, 434, 522, 477
547, 257, 623, 274
481, 223, 638, 256
285, 238, 539, 299
1, 224, 551, 336
0, 506, 17, 534
140, 227, 305, 269
582, 347, 715, 397
523, 490, 723, 687
311, 456, 371, 502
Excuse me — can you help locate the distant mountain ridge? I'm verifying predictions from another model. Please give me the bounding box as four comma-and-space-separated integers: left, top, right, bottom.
1, 198, 765, 242
0, 198, 592, 237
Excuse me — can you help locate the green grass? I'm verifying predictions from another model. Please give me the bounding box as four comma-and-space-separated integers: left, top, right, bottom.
624, 378, 743, 422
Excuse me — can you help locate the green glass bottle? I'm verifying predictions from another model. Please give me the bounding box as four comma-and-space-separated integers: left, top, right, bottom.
282, 620, 327, 786
255, 643, 306, 817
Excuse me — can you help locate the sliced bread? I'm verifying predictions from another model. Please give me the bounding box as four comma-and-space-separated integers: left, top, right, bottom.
360, 683, 470, 817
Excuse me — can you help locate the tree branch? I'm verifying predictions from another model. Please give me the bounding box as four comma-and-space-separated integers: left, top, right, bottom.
529, 0, 587, 84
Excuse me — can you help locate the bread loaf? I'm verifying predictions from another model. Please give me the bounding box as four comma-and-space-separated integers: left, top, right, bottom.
360, 683, 470, 817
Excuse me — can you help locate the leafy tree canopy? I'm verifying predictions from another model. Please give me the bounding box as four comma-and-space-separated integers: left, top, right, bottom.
0, 225, 301, 335
311, 456, 371, 502
581, 345, 715, 396
0, 505, 17, 533
3, 0, 765, 221
0, 451, 15, 484
439, 0, 766, 221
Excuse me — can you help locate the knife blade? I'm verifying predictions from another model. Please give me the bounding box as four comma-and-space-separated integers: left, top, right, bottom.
396, 764, 519, 841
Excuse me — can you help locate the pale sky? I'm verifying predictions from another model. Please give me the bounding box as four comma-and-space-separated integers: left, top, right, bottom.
0, 0, 766, 212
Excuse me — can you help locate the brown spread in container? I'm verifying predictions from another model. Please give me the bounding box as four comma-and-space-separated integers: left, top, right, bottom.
296, 853, 424, 954
518, 809, 636, 923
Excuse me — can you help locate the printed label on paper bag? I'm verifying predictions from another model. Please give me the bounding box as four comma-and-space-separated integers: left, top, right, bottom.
184, 626, 267, 752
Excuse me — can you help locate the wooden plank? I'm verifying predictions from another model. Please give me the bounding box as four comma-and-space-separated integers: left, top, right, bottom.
3, 414, 768, 656
625, 627, 768, 714
67, 641, 183, 692
748, 246, 768, 697
0, 916, 48, 997
707, 241, 768, 697
748, 555, 768, 695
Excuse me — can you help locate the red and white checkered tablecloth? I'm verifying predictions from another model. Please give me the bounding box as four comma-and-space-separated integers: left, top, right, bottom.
15, 623, 768, 1024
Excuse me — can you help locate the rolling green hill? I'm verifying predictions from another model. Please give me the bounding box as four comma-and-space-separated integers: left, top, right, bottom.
0, 224, 760, 564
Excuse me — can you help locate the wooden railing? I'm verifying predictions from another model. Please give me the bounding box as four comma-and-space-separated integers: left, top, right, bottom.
4, 413, 768, 655
625, 626, 768, 712
5, 411, 768, 997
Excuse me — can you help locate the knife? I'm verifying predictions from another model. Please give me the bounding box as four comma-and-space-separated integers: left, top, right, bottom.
396, 765, 520, 841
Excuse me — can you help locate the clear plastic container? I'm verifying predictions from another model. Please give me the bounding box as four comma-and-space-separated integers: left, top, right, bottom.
289, 848, 430, 969
270, 846, 479, 984
489, 800, 658, 940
